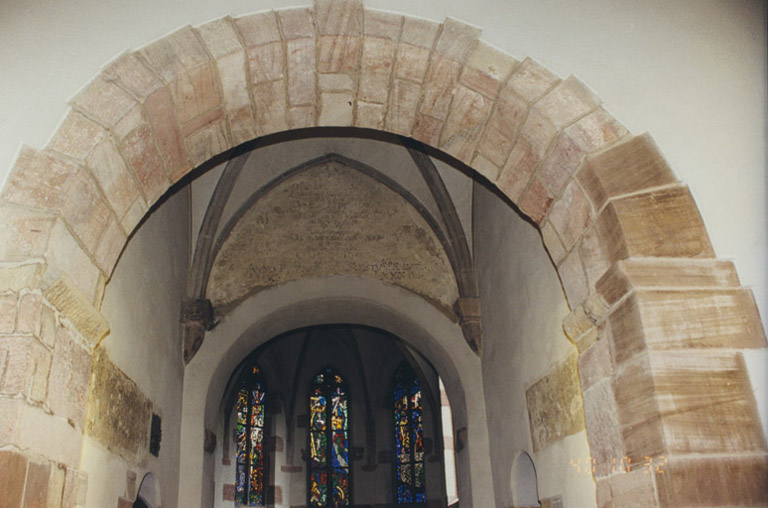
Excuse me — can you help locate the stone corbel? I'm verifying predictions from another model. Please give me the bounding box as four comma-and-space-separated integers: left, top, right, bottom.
181, 298, 214, 363
455, 297, 482, 354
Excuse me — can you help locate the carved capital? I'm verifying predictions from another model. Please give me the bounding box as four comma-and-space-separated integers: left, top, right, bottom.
180, 298, 214, 328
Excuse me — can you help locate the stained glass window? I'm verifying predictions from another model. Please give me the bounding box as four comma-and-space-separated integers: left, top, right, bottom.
309, 367, 350, 507
393, 362, 426, 504
235, 365, 267, 506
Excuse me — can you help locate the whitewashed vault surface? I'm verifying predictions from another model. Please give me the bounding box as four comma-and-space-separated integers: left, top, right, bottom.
208, 161, 458, 313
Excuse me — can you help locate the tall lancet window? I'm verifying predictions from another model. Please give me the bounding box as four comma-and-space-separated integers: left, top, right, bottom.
309, 367, 350, 507
235, 364, 267, 506
393, 362, 426, 504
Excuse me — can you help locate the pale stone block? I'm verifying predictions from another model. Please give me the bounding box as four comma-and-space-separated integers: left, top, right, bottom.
548, 180, 594, 250
235, 12, 281, 47
519, 178, 554, 225
44, 221, 101, 303
439, 85, 493, 163
519, 106, 558, 157
578, 336, 614, 392
364, 10, 402, 40
0, 206, 56, 261
119, 124, 170, 204
44, 276, 109, 345
86, 139, 141, 220
318, 35, 361, 74
315, 0, 363, 35
604, 468, 658, 507
120, 197, 148, 236
558, 249, 589, 307
286, 38, 316, 106
185, 120, 230, 166
526, 353, 585, 452
104, 52, 164, 100
216, 51, 251, 111
0, 293, 16, 334
355, 101, 385, 129
2, 146, 79, 211
48, 111, 107, 161
541, 220, 567, 265
143, 85, 189, 176
461, 42, 517, 97
434, 18, 480, 60
228, 106, 258, 146
288, 106, 316, 129
535, 75, 600, 129
400, 17, 439, 49
60, 170, 112, 253
420, 55, 461, 120
253, 81, 288, 135
580, 226, 611, 289
94, 218, 127, 276
0, 450, 26, 507
278, 8, 314, 39
319, 92, 354, 126
496, 138, 539, 202
508, 57, 559, 103
469, 154, 500, 183
385, 79, 421, 135
476, 86, 528, 167
140, 27, 210, 82
247, 42, 285, 83
319, 73, 355, 91
359, 38, 396, 104
0, 263, 43, 293
394, 43, 431, 82
565, 107, 628, 153
48, 324, 92, 429
72, 76, 137, 128
196, 17, 243, 58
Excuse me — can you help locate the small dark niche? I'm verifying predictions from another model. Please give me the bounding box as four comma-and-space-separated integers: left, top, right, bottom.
149, 413, 162, 457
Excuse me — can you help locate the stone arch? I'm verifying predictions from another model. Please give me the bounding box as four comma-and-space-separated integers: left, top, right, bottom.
0, 0, 765, 506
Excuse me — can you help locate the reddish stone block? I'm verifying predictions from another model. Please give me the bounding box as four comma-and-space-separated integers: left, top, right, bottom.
476, 86, 528, 167
519, 178, 554, 225
24, 461, 51, 508
656, 454, 768, 507
0, 450, 27, 508
315, 0, 362, 36
537, 132, 586, 196
359, 38, 396, 104
412, 114, 443, 148
145, 86, 189, 178
605, 468, 658, 508
578, 134, 677, 211
60, 170, 112, 253
519, 106, 558, 157
278, 8, 314, 39
395, 43, 431, 82
48, 111, 107, 161
2, 147, 78, 212
548, 180, 594, 250
47, 326, 92, 429
196, 17, 243, 59
439, 85, 493, 162
420, 56, 461, 120
318, 35, 361, 75
222, 484, 235, 501
120, 125, 169, 205
385, 79, 420, 135
496, 139, 539, 202
247, 42, 285, 83
286, 38, 316, 107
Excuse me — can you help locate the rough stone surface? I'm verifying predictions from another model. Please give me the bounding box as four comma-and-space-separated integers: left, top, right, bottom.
208, 161, 459, 315
547, 180, 593, 250
72, 77, 138, 128
47, 324, 92, 429
583, 380, 625, 478
0, 450, 27, 508
439, 85, 493, 163
48, 111, 107, 162
526, 353, 585, 452
0, 207, 56, 262
85, 348, 152, 464
507, 58, 559, 103
2, 147, 79, 212
44, 276, 110, 344
86, 139, 142, 221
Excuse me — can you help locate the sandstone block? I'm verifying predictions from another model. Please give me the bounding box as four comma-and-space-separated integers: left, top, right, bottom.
86, 139, 141, 220
196, 17, 243, 58
548, 180, 594, 250
120, 125, 170, 204
121, 197, 149, 235
286, 38, 316, 106
604, 468, 658, 508
17, 291, 43, 336
0, 207, 55, 262
476, 86, 528, 167
0, 263, 43, 294
315, 0, 363, 35
519, 178, 554, 225
43, 221, 101, 302
229, 106, 258, 145
578, 335, 614, 391
0, 293, 17, 333
469, 154, 500, 182
2, 147, 79, 212
395, 43, 432, 83
508, 57, 559, 103
0, 335, 50, 401
536, 132, 586, 196
278, 8, 314, 39
363, 10, 401, 40
170, 62, 223, 124
434, 18, 480, 61
519, 106, 558, 157
288, 106, 316, 129
656, 454, 768, 507
48, 111, 107, 161
614, 350, 766, 459
319, 92, 354, 126
0, 450, 27, 508
583, 379, 625, 478
565, 108, 628, 154
103, 52, 163, 100
558, 249, 589, 306
72, 76, 137, 128
412, 114, 443, 148
359, 38, 396, 104
236, 12, 281, 46
439, 85, 492, 162
535, 76, 600, 129
60, 169, 111, 253
113, 103, 145, 142
355, 101, 385, 129
541, 221, 566, 265
579, 226, 612, 289
44, 276, 109, 344
185, 120, 230, 167
420, 56, 461, 120
578, 134, 677, 211
47, 325, 92, 429
94, 218, 127, 276
526, 353, 585, 452
496, 139, 539, 202
24, 461, 52, 508
319, 73, 355, 91
400, 17, 439, 49
318, 35, 361, 75
253, 81, 288, 134
461, 42, 517, 98
247, 42, 285, 83
385, 79, 421, 135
